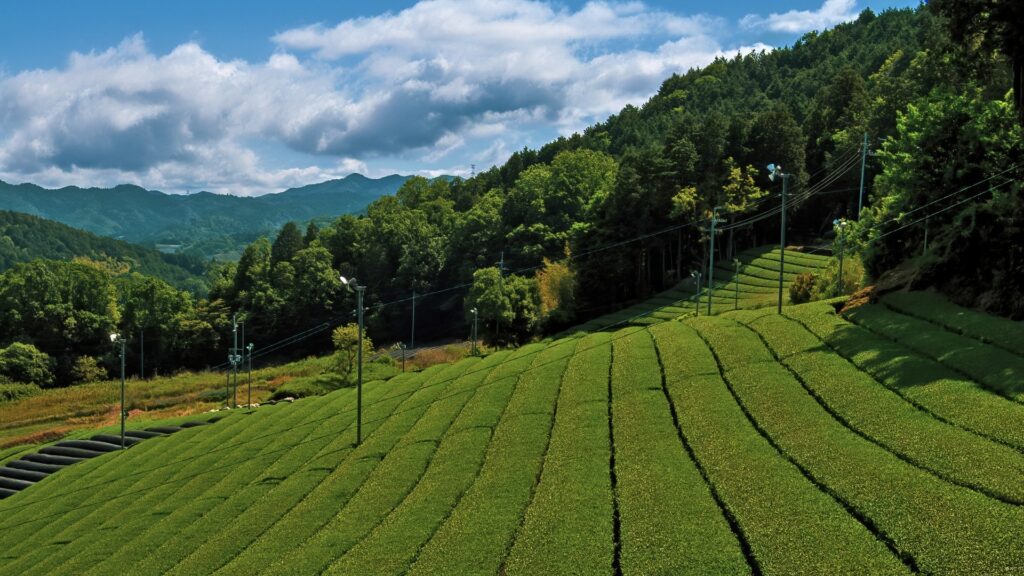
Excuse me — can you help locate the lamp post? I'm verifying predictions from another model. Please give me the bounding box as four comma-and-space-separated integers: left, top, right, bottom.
410, 289, 416, 350
833, 218, 848, 296
691, 270, 702, 317
246, 343, 254, 410
707, 206, 726, 316
767, 163, 790, 314
733, 258, 741, 310
470, 307, 479, 355
340, 275, 365, 446
109, 333, 126, 449
399, 342, 407, 372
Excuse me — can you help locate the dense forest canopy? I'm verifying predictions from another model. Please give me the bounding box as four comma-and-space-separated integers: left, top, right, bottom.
0, 211, 207, 293
0, 2, 1021, 386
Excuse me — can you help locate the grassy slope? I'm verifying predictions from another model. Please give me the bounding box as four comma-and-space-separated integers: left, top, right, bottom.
3, 260, 1023, 573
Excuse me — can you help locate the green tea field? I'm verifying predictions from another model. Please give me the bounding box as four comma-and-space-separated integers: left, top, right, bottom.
1, 281, 1022, 574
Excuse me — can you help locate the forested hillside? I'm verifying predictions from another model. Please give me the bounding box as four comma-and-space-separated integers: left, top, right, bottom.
1, 2, 1019, 388
209, 2, 1023, 357
0, 211, 206, 292
0, 174, 412, 260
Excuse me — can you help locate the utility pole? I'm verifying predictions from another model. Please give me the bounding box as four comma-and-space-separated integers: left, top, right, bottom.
707, 206, 725, 316
834, 219, 848, 295
410, 290, 416, 350
496, 251, 506, 343
767, 164, 789, 314
923, 216, 930, 255
733, 258, 741, 310
691, 270, 702, 317
470, 307, 479, 355
355, 284, 365, 445
110, 333, 126, 449
139, 328, 143, 379
246, 343, 254, 410
858, 132, 869, 217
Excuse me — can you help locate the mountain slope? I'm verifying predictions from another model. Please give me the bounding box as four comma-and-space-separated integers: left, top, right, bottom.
0, 211, 205, 291
0, 174, 412, 258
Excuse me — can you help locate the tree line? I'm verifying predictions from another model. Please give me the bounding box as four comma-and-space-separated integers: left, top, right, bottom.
1, 3, 1021, 387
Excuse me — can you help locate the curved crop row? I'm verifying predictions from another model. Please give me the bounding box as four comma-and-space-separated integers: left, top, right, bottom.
736, 310, 1024, 504
0, 398, 291, 571
407, 338, 577, 575
255, 350, 516, 575
693, 316, 1024, 575
846, 304, 1024, 401
611, 327, 748, 574
323, 343, 548, 575
785, 302, 1024, 451
214, 359, 482, 576
55, 383, 377, 576
649, 321, 904, 575
119, 371, 427, 576
882, 292, 1024, 357
502, 332, 615, 575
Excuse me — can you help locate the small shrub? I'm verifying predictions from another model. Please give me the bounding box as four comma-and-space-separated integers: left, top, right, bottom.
0, 342, 54, 387
0, 382, 42, 403
813, 254, 866, 299
789, 272, 817, 304
69, 355, 108, 384
198, 389, 229, 402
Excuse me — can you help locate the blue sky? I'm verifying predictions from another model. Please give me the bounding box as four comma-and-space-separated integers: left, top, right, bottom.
0, 0, 919, 195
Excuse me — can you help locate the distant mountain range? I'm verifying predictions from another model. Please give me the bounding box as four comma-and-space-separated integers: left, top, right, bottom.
0, 211, 207, 292
0, 174, 413, 259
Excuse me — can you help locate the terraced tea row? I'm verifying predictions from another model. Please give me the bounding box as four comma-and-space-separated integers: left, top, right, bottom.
1, 291, 1019, 575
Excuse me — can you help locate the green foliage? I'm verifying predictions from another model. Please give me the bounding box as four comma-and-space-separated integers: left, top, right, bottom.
845, 303, 1024, 401
271, 222, 304, 265
789, 272, 817, 304
535, 257, 576, 327
331, 323, 374, 384
0, 342, 54, 387
0, 211, 207, 293
68, 356, 108, 385
0, 174, 409, 261
852, 86, 1024, 316
610, 328, 748, 574
466, 268, 539, 343
0, 382, 41, 403
3, 290, 1024, 573
812, 254, 865, 299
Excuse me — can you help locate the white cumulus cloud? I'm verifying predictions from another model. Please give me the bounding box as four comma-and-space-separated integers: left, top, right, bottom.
0, 1, 777, 195
740, 0, 860, 34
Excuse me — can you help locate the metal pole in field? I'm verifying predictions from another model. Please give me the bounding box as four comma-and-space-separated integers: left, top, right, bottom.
410, 290, 416, 350
400, 342, 406, 373
858, 132, 868, 217
708, 206, 724, 316
117, 337, 126, 449
691, 271, 701, 317
834, 219, 847, 295
734, 259, 741, 310
766, 163, 788, 314
139, 328, 143, 379
470, 307, 479, 355
246, 343, 254, 410
356, 284, 365, 445
232, 314, 239, 409
923, 216, 929, 255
